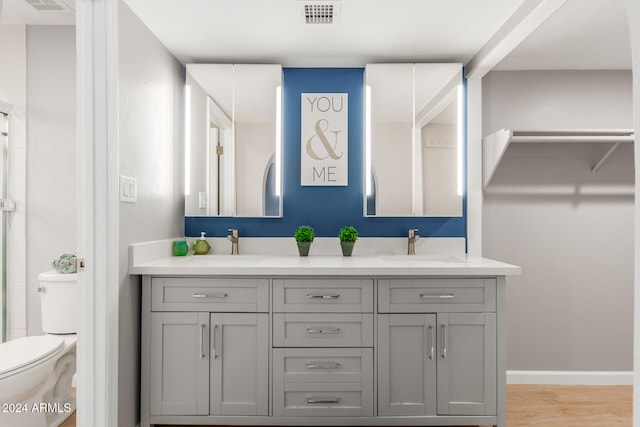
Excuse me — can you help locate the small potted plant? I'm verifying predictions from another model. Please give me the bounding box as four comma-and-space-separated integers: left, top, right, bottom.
338, 226, 358, 256
294, 225, 315, 256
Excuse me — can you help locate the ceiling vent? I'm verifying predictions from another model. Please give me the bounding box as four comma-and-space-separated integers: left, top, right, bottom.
23, 0, 75, 12
299, 1, 340, 24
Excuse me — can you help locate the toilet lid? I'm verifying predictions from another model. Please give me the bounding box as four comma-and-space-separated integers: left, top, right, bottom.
0, 335, 65, 376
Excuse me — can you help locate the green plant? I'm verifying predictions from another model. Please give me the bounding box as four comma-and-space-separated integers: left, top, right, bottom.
294, 225, 315, 242
338, 226, 358, 242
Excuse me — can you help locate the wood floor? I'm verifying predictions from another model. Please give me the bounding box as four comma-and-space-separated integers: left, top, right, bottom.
506, 385, 632, 427
60, 385, 633, 427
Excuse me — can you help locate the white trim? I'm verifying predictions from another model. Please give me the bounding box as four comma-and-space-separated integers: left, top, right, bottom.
76, 0, 120, 426
465, 0, 568, 79
465, 77, 482, 256
507, 370, 633, 386
465, 0, 568, 257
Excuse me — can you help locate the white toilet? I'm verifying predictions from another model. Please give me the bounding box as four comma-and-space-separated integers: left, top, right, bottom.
0, 271, 77, 427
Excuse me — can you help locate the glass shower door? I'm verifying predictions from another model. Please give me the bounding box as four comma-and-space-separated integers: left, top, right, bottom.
0, 110, 9, 343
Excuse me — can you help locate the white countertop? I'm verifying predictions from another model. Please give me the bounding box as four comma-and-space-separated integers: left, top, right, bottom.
129, 253, 521, 277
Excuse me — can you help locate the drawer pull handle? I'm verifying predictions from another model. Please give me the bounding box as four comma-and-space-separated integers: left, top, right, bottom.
306, 362, 341, 369
192, 292, 228, 299
306, 293, 340, 299
307, 397, 340, 404
420, 293, 455, 300
307, 327, 341, 334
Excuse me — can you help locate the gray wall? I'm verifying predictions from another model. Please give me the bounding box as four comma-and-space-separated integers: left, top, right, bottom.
482, 70, 634, 371
117, 2, 185, 426
26, 25, 76, 335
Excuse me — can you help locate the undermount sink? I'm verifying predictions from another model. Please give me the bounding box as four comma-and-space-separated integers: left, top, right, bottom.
185, 255, 265, 264
381, 254, 466, 263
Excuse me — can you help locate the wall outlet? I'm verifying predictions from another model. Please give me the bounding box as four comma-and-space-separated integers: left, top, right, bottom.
119, 175, 137, 203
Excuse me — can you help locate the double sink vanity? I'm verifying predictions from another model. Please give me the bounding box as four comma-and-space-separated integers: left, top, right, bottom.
131, 249, 520, 427
143, 61, 520, 427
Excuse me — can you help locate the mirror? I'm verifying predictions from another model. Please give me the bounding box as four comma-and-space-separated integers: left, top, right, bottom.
185, 64, 283, 217
365, 63, 463, 217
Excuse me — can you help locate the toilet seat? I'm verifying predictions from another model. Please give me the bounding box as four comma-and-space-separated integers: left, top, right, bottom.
0, 335, 65, 379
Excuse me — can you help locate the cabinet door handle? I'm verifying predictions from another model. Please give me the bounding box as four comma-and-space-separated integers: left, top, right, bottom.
199, 324, 206, 359
306, 293, 340, 299
306, 327, 341, 334
192, 292, 228, 299
441, 324, 447, 359
427, 325, 434, 360
212, 324, 219, 359
307, 397, 340, 404
306, 362, 341, 369
420, 293, 455, 300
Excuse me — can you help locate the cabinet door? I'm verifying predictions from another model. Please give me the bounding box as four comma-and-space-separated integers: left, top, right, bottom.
437, 313, 497, 415
210, 313, 269, 415
149, 312, 209, 415
377, 314, 437, 416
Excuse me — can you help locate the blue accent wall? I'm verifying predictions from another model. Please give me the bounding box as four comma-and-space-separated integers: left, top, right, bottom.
185, 68, 467, 239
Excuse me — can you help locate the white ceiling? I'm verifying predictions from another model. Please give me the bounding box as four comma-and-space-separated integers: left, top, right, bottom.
495, 0, 631, 70
0, 0, 632, 70
0, 0, 75, 25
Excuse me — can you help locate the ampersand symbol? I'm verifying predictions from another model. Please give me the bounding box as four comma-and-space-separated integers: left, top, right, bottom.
306, 119, 343, 160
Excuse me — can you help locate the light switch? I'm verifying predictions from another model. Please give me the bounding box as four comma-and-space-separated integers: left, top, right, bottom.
198, 192, 208, 209
120, 175, 137, 203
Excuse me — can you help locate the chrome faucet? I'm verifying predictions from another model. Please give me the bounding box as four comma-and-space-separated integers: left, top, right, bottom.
227, 228, 239, 255
408, 228, 420, 255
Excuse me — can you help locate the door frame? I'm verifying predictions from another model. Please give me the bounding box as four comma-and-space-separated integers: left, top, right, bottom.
76, 0, 120, 426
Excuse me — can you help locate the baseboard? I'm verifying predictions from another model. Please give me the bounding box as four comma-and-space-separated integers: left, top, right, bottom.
507, 370, 633, 386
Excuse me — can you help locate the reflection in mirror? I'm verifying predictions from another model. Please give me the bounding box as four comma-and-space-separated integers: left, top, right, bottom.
185, 64, 282, 217
365, 63, 463, 217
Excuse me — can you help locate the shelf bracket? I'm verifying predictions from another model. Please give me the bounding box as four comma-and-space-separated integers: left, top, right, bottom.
591, 142, 622, 173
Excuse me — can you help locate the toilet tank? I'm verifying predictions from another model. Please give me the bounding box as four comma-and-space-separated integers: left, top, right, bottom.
38, 271, 77, 334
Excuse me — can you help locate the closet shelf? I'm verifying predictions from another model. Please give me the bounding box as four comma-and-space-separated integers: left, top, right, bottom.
482, 128, 635, 189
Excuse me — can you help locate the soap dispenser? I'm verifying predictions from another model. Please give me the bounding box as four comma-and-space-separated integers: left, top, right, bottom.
192, 232, 211, 255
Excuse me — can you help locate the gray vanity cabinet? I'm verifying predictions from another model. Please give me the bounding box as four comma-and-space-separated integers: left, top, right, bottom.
149, 312, 210, 416
210, 313, 269, 415
437, 312, 496, 415
141, 274, 508, 427
143, 277, 269, 423
377, 278, 498, 418
377, 313, 437, 416
272, 279, 375, 417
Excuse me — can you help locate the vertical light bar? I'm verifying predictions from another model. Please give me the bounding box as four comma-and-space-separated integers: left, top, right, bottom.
184, 85, 191, 195
275, 85, 282, 197
411, 64, 416, 214
456, 84, 463, 196
365, 84, 372, 196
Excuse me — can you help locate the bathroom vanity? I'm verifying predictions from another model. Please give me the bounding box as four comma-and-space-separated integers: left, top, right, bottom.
132, 254, 519, 427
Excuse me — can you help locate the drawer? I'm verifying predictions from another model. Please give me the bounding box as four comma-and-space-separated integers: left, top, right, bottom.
151, 277, 269, 312
273, 279, 373, 313
273, 313, 374, 347
273, 348, 373, 384
273, 382, 374, 417
378, 278, 496, 313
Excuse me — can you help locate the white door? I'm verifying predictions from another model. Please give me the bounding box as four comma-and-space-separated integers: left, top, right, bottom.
0, 109, 9, 343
